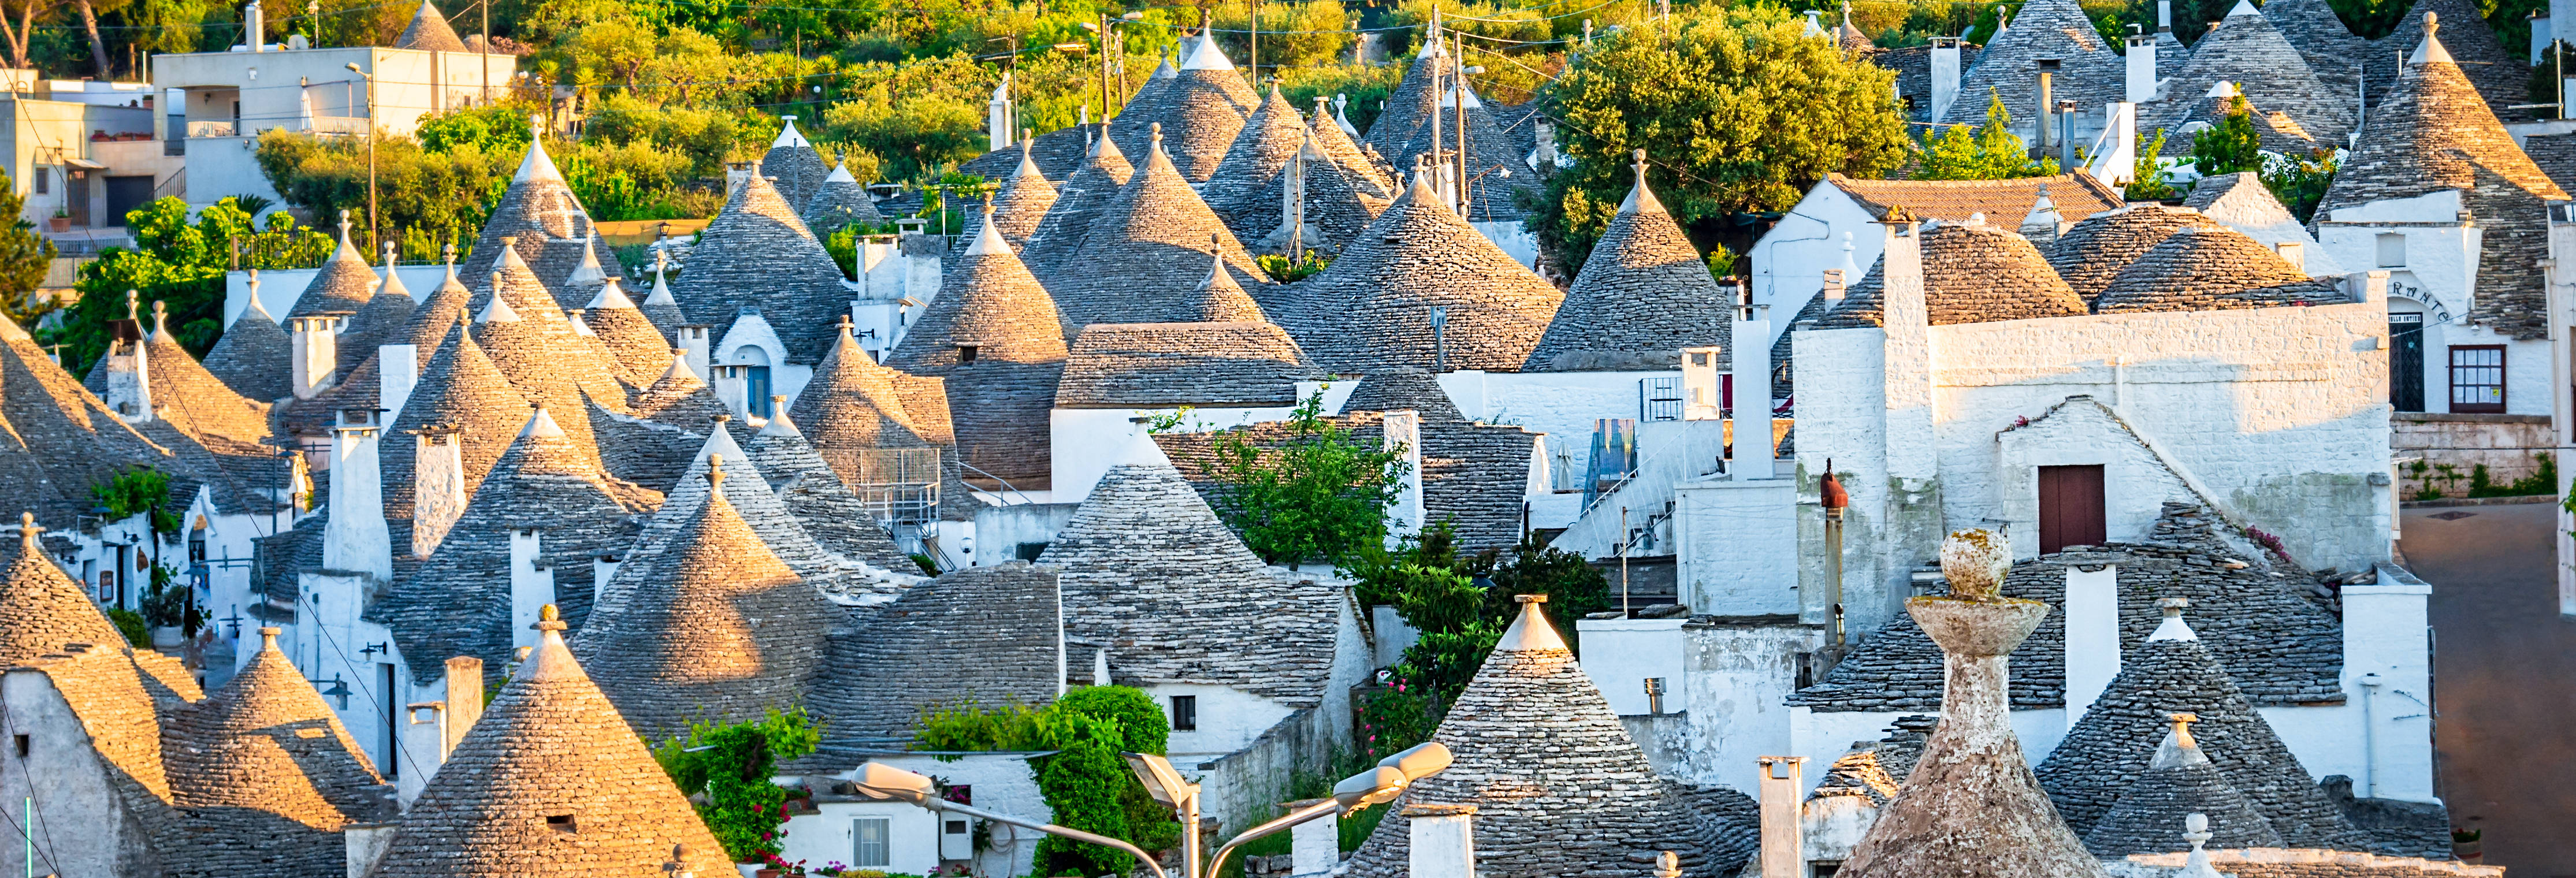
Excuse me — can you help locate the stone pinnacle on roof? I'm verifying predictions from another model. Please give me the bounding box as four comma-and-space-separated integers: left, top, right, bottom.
203, 276, 292, 401
171, 626, 395, 875
288, 210, 378, 318
0, 511, 127, 664
366, 604, 735, 878
2383, 0, 2526, 118
1284, 168, 1563, 374
574, 456, 842, 740
2081, 710, 2285, 857
1340, 593, 1742, 877
1049, 122, 1273, 327
761, 116, 830, 210
1525, 150, 1729, 372
515, 117, 563, 183
395, 0, 467, 51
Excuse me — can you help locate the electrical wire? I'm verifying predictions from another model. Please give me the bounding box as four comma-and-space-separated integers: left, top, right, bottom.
299, 590, 432, 782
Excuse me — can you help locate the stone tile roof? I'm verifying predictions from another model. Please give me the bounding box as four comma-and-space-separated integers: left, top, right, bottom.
1306, 96, 1395, 196
802, 161, 888, 233
1283, 175, 1564, 374
1525, 157, 1733, 371
2036, 604, 2378, 851
334, 248, 417, 375
1938, 0, 2124, 125
2166, 87, 2321, 155
1203, 86, 1314, 240
131, 304, 275, 448
1046, 129, 1273, 326
1794, 501, 2344, 712
204, 287, 292, 401
1055, 321, 1321, 408
1365, 36, 1454, 161
762, 120, 831, 211
793, 322, 951, 452
1018, 134, 1136, 278
170, 628, 396, 877
2519, 131, 2576, 193
742, 412, 918, 570
2046, 203, 2225, 303
2263, 0, 2382, 111
2315, 21, 2565, 340
395, 0, 468, 50
1816, 216, 2087, 329
368, 408, 660, 684
2146, 4, 2355, 146
2081, 715, 2284, 857
638, 256, 691, 336
629, 358, 734, 436
671, 170, 852, 364
976, 140, 1062, 253
958, 124, 1102, 181
573, 459, 843, 740
1124, 39, 1258, 182
1343, 599, 1746, 878
1043, 462, 1340, 702
1827, 172, 2124, 225
1244, 137, 1395, 257
803, 561, 1062, 751
0, 312, 177, 526
471, 267, 623, 463
287, 221, 377, 318
0, 514, 127, 663
2095, 226, 2343, 313
579, 279, 674, 387
2378, 0, 2526, 119
367, 607, 736, 878
461, 133, 623, 291
885, 213, 1067, 485
12, 643, 196, 873
1155, 406, 1535, 553
1340, 367, 1463, 421
1103, 50, 1183, 162
287, 258, 474, 441
1389, 87, 1546, 222
379, 319, 532, 559
1870, 44, 1984, 123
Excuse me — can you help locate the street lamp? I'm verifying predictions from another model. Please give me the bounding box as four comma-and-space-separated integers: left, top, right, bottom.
853, 762, 1171, 878
344, 62, 376, 252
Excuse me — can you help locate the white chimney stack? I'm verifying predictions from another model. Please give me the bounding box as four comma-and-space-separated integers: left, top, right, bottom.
678, 325, 712, 382
1729, 280, 1775, 477
1930, 37, 1962, 122
377, 343, 418, 422
2275, 241, 2307, 274
1757, 756, 1806, 878
1384, 410, 1426, 544
411, 428, 467, 559
1405, 805, 1476, 878
244, 0, 265, 50
324, 411, 391, 581
1878, 212, 1936, 480
102, 295, 153, 425
2063, 553, 2123, 721
509, 528, 553, 651
290, 315, 340, 399
2126, 31, 2159, 103
395, 654, 484, 805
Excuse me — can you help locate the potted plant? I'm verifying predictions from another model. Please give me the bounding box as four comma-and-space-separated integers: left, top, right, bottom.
48, 207, 69, 232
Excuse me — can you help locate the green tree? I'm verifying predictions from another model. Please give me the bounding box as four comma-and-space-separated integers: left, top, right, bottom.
2125, 128, 2177, 200
43, 197, 329, 374
1534, 5, 1908, 274
1202, 393, 1409, 568
0, 168, 60, 325
2191, 94, 2264, 177
650, 708, 823, 866
912, 687, 1179, 876
2260, 147, 2339, 224
1915, 91, 2060, 181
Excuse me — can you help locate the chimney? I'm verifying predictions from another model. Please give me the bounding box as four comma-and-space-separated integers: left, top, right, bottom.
2034, 59, 2060, 159
244, 0, 264, 50
508, 528, 553, 651
442, 656, 483, 756
2127, 31, 2159, 103
2347, 269, 2389, 305
102, 292, 152, 424
396, 654, 485, 805
2274, 241, 2306, 273
709, 365, 753, 422
1404, 804, 1475, 878
1930, 37, 1962, 121
1289, 798, 1339, 875
324, 410, 392, 581
2062, 551, 2124, 721
1682, 345, 1724, 421
377, 343, 418, 421
1384, 410, 1426, 544
1757, 756, 1806, 878
410, 427, 466, 558
1821, 268, 1846, 303
593, 553, 622, 590
677, 325, 712, 381
988, 75, 1015, 151
290, 315, 341, 399
1877, 209, 1936, 481
343, 823, 396, 877
2158, 0, 2173, 33
1731, 282, 1775, 476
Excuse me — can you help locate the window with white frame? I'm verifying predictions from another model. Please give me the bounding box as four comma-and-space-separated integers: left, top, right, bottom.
2448, 345, 2505, 414
854, 817, 890, 868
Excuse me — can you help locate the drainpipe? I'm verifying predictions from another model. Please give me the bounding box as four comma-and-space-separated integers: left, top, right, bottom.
2359, 672, 2382, 797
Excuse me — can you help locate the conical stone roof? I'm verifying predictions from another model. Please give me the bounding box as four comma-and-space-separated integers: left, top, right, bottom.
471, 243, 631, 410
1340, 367, 1464, 422
1114, 36, 1257, 181
2035, 602, 2377, 850
204, 287, 292, 401
1306, 95, 1393, 196
581, 278, 674, 386
1525, 154, 1732, 371
574, 459, 842, 740
1365, 34, 1456, 159
1818, 217, 2087, 328
638, 254, 690, 338
792, 321, 950, 455
630, 356, 733, 434
1203, 85, 1314, 238
761, 119, 830, 210
1285, 174, 1563, 374
394, 0, 467, 51
170, 627, 395, 877
461, 131, 622, 289
2046, 203, 2225, 303
333, 244, 419, 376
671, 170, 851, 364
2263, 0, 2382, 110
1048, 128, 1272, 327
0, 311, 176, 526
0, 512, 127, 663
2081, 713, 2284, 857
2319, 14, 2567, 340
288, 218, 377, 318
885, 212, 1066, 485
1042, 462, 1340, 704
802, 563, 1063, 756
1938, 0, 2122, 125
1246, 135, 1391, 256
1389, 85, 1542, 222
2147, 2, 2353, 144
472, 270, 618, 460
984, 139, 1060, 250
2378, 0, 2525, 118
1018, 134, 1137, 278
744, 412, 919, 571
1341, 597, 1738, 877
368, 407, 660, 683
136, 303, 273, 448
2094, 226, 2341, 313
803, 161, 886, 233
1175, 243, 1270, 322
366, 605, 736, 878
378, 318, 533, 559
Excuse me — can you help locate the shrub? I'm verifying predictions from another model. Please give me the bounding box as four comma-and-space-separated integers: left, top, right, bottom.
911, 687, 1176, 876
652, 708, 824, 864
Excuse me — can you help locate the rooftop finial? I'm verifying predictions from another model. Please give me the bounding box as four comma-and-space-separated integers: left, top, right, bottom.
17, 511, 38, 552
259, 626, 281, 650
2168, 712, 2200, 749
1654, 851, 1681, 878
707, 455, 727, 492
122, 289, 139, 322
534, 602, 566, 631
337, 209, 352, 244
1938, 529, 2009, 600
151, 300, 168, 336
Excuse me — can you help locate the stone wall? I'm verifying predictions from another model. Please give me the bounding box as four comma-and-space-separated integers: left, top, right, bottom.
1197, 704, 1339, 834
2117, 847, 2498, 878
2390, 412, 2553, 500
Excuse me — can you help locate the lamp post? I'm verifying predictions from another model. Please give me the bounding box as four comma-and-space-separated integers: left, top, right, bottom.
344, 62, 377, 252
854, 741, 1452, 878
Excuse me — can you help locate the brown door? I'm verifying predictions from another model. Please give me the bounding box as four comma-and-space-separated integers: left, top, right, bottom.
2038, 464, 2106, 554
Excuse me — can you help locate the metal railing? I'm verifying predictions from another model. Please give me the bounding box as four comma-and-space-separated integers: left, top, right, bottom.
820, 446, 943, 524
186, 120, 236, 138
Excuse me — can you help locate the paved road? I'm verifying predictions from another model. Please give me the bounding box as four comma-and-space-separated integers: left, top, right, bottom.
2399, 501, 2576, 875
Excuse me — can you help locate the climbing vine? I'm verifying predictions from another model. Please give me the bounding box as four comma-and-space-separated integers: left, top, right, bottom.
653, 707, 824, 865
912, 686, 1179, 876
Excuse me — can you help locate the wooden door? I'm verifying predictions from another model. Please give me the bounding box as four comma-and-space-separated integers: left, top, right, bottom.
2038, 464, 2106, 554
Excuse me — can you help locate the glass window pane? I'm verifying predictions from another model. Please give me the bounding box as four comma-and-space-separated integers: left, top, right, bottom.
856, 817, 890, 868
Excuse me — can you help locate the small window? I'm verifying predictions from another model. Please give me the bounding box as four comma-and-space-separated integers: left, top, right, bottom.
1013, 542, 1047, 561
956, 344, 979, 363
31, 168, 45, 195
2448, 345, 2506, 414
545, 813, 577, 834
2376, 232, 2406, 268
13, 734, 27, 757
1690, 351, 1709, 367
1170, 695, 1198, 731
854, 817, 891, 868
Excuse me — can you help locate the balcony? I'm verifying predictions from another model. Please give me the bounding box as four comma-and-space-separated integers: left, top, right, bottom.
185, 120, 235, 138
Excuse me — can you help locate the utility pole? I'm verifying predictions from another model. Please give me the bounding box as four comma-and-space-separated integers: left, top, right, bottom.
347, 63, 376, 251
1426, 5, 1441, 198
1249, 0, 1259, 84
1455, 54, 1469, 217
481, 0, 490, 105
